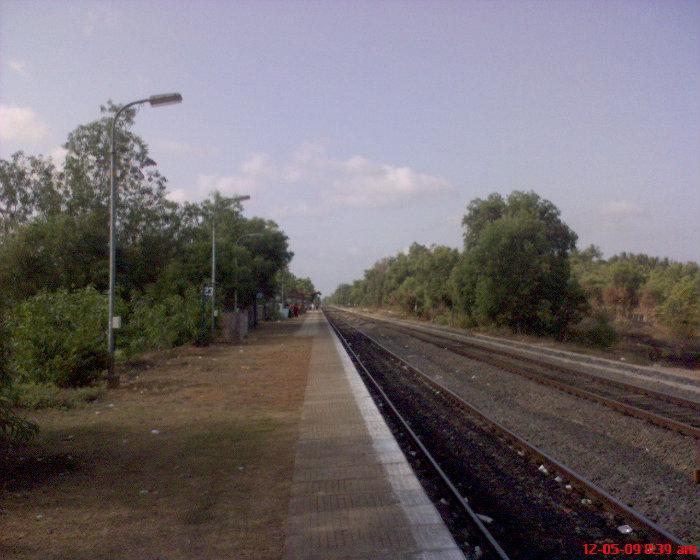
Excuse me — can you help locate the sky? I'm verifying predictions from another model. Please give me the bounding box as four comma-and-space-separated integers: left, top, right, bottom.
1, 0, 698, 295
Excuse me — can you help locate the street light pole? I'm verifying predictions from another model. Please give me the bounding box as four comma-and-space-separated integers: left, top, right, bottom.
234, 232, 263, 311
211, 215, 216, 337
107, 93, 182, 388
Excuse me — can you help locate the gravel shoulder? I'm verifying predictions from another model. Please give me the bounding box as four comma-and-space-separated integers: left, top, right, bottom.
350, 315, 700, 545
347, 308, 700, 401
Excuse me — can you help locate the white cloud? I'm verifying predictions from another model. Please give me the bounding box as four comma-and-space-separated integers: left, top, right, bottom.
166, 188, 189, 204
168, 144, 455, 212
166, 153, 272, 203
600, 200, 643, 217
8, 60, 28, 76
49, 147, 68, 170
284, 144, 454, 209
0, 105, 49, 143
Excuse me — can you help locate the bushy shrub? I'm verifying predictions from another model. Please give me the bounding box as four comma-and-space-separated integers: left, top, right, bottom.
659, 277, 699, 340
8, 287, 108, 387
1, 308, 38, 441
569, 312, 618, 348
10, 382, 105, 409
123, 287, 201, 355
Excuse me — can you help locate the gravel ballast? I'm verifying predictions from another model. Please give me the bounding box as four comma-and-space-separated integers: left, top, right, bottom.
346, 314, 700, 544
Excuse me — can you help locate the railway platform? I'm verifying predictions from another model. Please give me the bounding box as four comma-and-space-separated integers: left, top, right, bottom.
283, 311, 462, 560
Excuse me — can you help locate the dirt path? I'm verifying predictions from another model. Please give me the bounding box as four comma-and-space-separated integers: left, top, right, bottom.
1, 319, 312, 560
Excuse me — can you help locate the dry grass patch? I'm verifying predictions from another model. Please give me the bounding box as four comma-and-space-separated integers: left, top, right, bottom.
1, 319, 312, 560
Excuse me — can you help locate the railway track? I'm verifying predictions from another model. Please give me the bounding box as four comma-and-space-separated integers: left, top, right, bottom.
325, 308, 696, 560
341, 309, 700, 439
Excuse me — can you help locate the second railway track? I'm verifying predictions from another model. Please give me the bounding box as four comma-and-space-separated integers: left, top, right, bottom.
342, 309, 700, 439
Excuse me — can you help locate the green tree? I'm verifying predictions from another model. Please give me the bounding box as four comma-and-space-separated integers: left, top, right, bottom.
462, 193, 507, 250
452, 191, 585, 335
603, 260, 646, 316
659, 277, 700, 339
0, 152, 60, 236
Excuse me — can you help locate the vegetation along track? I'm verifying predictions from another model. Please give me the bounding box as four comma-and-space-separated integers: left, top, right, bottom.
345, 310, 700, 439
324, 309, 695, 560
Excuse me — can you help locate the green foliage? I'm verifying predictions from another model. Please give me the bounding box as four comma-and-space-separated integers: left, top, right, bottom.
326, 243, 458, 319
8, 288, 108, 387
452, 192, 585, 336
568, 312, 618, 348
0, 101, 298, 399
10, 382, 106, 410
1, 307, 38, 442
276, 269, 316, 299
659, 277, 700, 340
603, 260, 646, 314
571, 249, 700, 337
328, 190, 699, 348
123, 288, 201, 355
330, 191, 588, 338
0, 151, 60, 236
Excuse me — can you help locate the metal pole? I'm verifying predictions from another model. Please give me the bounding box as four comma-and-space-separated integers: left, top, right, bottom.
107, 117, 118, 388
106, 96, 177, 387
234, 252, 238, 312
211, 213, 216, 337
107, 101, 145, 388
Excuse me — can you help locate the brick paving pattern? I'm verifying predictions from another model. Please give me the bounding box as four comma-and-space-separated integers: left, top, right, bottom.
284, 312, 463, 560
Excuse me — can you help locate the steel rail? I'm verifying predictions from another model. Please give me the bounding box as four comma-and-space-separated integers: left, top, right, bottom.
343, 309, 700, 439
326, 312, 511, 560
326, 309, 695, 555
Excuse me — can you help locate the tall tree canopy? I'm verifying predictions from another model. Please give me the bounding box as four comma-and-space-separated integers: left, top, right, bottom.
452, 191, 584, 335
0, 101, 296, 310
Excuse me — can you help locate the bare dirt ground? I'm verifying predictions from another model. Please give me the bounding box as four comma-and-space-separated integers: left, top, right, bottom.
0, 318, 311, 560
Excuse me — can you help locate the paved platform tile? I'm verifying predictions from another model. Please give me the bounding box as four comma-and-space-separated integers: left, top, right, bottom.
283, 313, 462, 560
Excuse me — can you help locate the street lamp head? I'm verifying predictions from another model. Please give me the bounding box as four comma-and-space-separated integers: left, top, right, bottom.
148, 93, 183, 107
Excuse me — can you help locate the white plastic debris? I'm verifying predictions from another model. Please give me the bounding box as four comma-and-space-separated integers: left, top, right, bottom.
35, 514, 44, 520
538, 464, 549, 475
565, 484, 573, 490
473, 546, 483, 560
618, 524, 633, 535
581, 498, 592, 505
517, 450, 525, 457
439, 498, 449, 505
139, 489, 149, 495
476, 513, 493, 524
150, 429, 160, 435
554, 476, 563, 483
108, 403, 114, 408
238, 466, 245, 471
